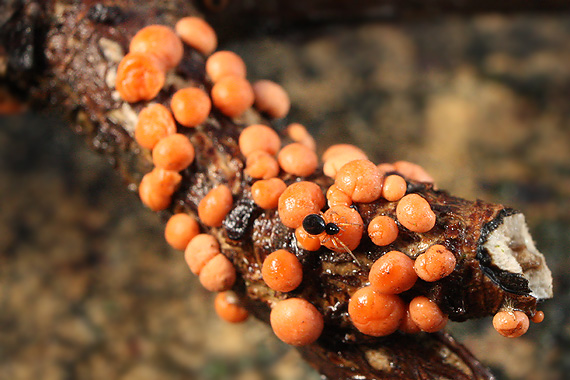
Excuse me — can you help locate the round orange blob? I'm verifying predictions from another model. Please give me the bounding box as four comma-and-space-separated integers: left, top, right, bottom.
211, 76, 255, 118
152, 133, 195, 172
164, 213, 200, 250
326, 185, 352, 208
253, 80, 291, 119
335, 159, 383, 203
170, 87, 211, 127
138, 168, 181, 211
116, 52, 165, 103
277, 143, 318, 177
184, 234, 220, 275
531, 311, 545, 324
369, 251, 417, 294
251, 178, 287, 209
368, 215, 399, 246
278, 182, 325, 229
198, 185, 233, 227
377, 163, 397, 176
214, 292, 249, 323
135, 104, 177, 150
394, 161, 434, 184
295, 226, 321, 251
262, 249, 304, 292
286, 123, 316, 151
239, 124, 281, 158
348, 286, 405, 337
493, 310, 530, 338
408, 296, 448, 333
414, 244, 456, 282
175, 17, 217, 56
322, 144, 366, 162
270, 298, 324, 346
399, 308, 421, 334
129, 25, 183, 70
396, 194, 436, 233
245, 150, 280, 179
199, 254, 236, 292
206, 51, 247, 83
321, 206, 364, 252
382, 174, 407, 202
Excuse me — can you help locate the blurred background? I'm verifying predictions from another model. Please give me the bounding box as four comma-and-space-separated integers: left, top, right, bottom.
1, 12, 569, 380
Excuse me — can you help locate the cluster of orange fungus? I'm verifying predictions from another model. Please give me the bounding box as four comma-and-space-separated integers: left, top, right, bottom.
135, 104, 177, 149
270, 298, 324, 346
253, 80, 291, 119
206, 51, 247, 83
251, 178, 286, 209
348, 286, 406, 337
198, 185, 233, 227
139, 168, 181, 211
368, 215, 399, 246
211, 75, 255, 118
214, 292, 249, 323
170, 87, 211, 127
239, 124, 281, 158
245, 151, 280, 179
321, 206, 364, 252
278, 143, 318, 177
278, 182, 326, 229
396, 193, 436, 233
322, 144, 367, 178
369, 251, 417, 294
286, 123, 316, 151
414, 244, 456, 282
295, 226, 321, 251
184, 234, 220, 275
335, 159, 383, 203
409, 296, 448, 333
129, 25, 183, 70
382, 174, 407, 202
152, 133, 195, 171
115, 52, 165, 103
262, 250, 303, 292
164, 213, 200, 250
175, 17, 217, 56
326, 185, 352, 208
493, 310, 530, 338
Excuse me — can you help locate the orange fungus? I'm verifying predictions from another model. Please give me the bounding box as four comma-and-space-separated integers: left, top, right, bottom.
135, 103, 177, 150
348, 286, 405, 337
278, 182, 325, 229
115, 52, 165, 103
129, 25, 183, 70
396, 194, 436, 233
198, 185, 233, 227
164, 213, 200, 251
369, 251, 417, 294
262, 249, 303, 292
170, 87, 211, 127
270, 298, 324, 346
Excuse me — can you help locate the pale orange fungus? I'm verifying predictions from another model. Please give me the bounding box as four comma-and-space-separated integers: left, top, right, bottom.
408, 296, 448, 333
198, 185, 233, 227
239, 124, 282, 158
206, 51, 247, 83
394, 161, 434, 183
286, 123, 316, 151
369, 251, 417, 294
184, 234, 220, 275
414, 244, 456, 282
211, 75, 255, 118
270, 298, 324, 346
382, 174, 407, 202
199, 254, 236, 292
138, 168, 181, 211
245, 150, 280, 179
335, 159, 383, 203
253, 80, 291, 119
129, 25, 183, 70
262, 249, 303, 292
164, 213, 200, 250
170, 87, 211, 127
326, 184, 352, 208
278, 143, 318, 177
175, 17, 217, 56
368, 215, 399, 246
152, 133, 195, 172
348, 286, 405, 337
278, 182, 325, 229
115, 52, 165, 103
493, 310, 530, 338
396, 194, 436, 233
214, 292, 249, 323
251, 178, 287, 209
135, 104, 177, 150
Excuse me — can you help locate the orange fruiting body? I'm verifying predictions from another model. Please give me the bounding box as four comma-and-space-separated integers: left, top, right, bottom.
322, 144, 366, 162
278, 181, 325, 229
396, 194, 436, 233
245, 150, 280, 179
214, 292, 249, 323
251, 178, 287, 209
199, 254, 236, 292
138, 168, 181, 211
295, 226, 321, 251
335, 159, 383, 203
206, 51, 247, 83
135, 103, 177, 150
184, 234, 220, 275
408, 296, 448, 333
377, 163, 397, 175
326, 184, 352, 208
348, 286, 405, 337
152, 133, 195, 172
129, 25, 183, 70
493, 310, 530, 338
270, 298, 324, 346
399, 309, 421, 334
164, 213, 200, 251
198, 185, 233, 227
262, 249, 303, 292
368, 215, 399, 246
253, 80, 291, 119
382, 174, 407, 202
393, 160, 434, 183
170, 87, 211, 127
115, 52, 165, 103
369, 251, 417, 294
211, 76, 255, 118
531, 311, 545, 324
277, 143, 318, 177
175, 17, 217, 56
286, 123, 316, 151
239, 124, 281, 158
414, 244, 456, 282
321, 206, 364, 252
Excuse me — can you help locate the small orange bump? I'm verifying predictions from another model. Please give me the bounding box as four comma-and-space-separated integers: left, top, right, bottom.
531, 311, 545, 324
152, 133, 195, 172
408, 296, 448, 333
129, 25, 183, 70
184, 234, 220, 275
369, 251, 417, 294
170, 87, 211, 127
270, 298, 324, 346
116, 52, 165, 103
135, 104, 177, 150
278, 182, 325, 229
198, 185, 233, 227
396, 194, 436, 233
206, 51, 247, 83
322, 144, 366, 162
245, 150, 280, 179
326, 184, 352, 208
214, 291, 249, 323
175, 17, 217, 56
286, 123, 316, 151
394, 161, 434, 183
414, 244, 456, 282
377, 163, 396, 176
253, 80, 291, 119
295, 226, 321, 251
335, 159, 383, 203
278, 143, 318, 177
323, 151, 370, 179
239, 124, 281, 158
368, 215, 399, 246
321, 206, 364, 252
493, 310, 530, 338
211, 76, 255, 118
139, 168, 182, 211
199, 254, 236, 292
252, 178, 287, 209
164, 213, 200, 250
382, 174, 407, 202
399, 308, 421, 334
262, 249, 303, 292
348, 286, 405, 337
